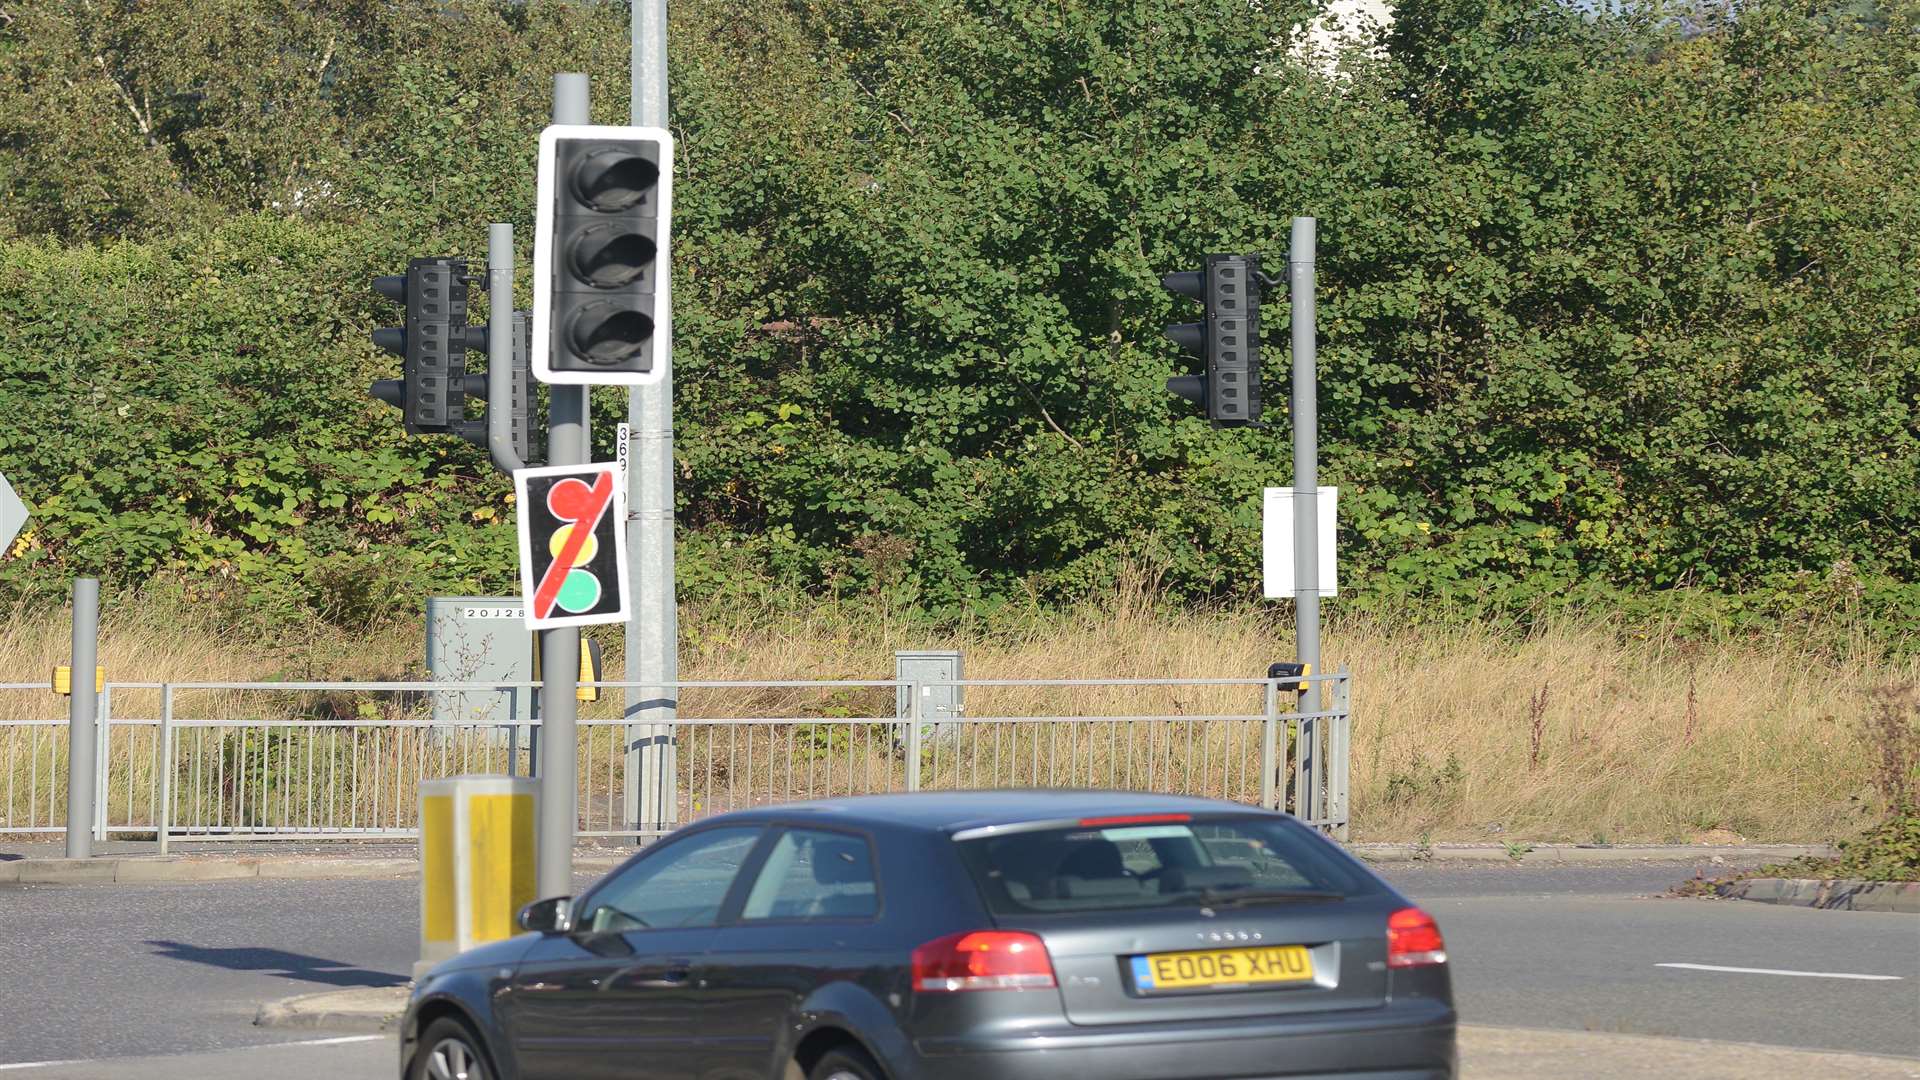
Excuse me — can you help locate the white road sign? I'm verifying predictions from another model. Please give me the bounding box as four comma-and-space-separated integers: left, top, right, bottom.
1263, 486, 1338, 599
0, 472, 29, 555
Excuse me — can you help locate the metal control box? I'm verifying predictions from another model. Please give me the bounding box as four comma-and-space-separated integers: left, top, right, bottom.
426, 597, 535, 729
895, 649, 964, 741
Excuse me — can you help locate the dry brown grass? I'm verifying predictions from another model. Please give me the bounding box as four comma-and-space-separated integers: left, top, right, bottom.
2, 587, 1912, 842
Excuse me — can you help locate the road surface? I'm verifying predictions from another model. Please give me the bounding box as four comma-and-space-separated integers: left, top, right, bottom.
1, 861, 1913, 1076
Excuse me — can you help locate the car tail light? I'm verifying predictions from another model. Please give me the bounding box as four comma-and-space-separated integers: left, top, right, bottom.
912, 930, 1057, 992
1386, 907, 1447, 968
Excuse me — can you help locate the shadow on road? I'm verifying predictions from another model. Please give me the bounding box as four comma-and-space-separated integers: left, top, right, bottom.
144, 939, 407, 988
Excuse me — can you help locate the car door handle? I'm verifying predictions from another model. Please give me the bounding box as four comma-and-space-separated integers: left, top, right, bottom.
617, 960, 693, 988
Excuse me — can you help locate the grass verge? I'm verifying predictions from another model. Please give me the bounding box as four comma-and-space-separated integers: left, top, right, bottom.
2, 587, 1914, 844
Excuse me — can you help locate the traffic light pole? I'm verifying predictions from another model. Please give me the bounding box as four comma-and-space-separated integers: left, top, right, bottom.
626, 0, 679, 840
1289, 217, 1323, 821
486, 223, 525, 474
535, 72, 591, 902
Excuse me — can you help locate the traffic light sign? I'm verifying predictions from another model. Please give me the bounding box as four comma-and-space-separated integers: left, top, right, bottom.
370, 258, 470, 433
514, 462, 629, 629
532, 124, 674, 386
1163, 254, 1264, 426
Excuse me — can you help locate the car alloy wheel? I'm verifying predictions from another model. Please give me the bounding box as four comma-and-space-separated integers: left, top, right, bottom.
424, 1035, 486, 1080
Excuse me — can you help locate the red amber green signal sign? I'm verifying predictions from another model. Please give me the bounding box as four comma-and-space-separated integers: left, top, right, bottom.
514, 463, 629, 629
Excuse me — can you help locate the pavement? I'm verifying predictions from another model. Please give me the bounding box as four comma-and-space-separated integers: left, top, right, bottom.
0, 839, 1843, 884
1, 854, 1914, 1077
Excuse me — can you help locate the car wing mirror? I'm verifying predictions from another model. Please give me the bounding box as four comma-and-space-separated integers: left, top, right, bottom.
518, 896, 574, 934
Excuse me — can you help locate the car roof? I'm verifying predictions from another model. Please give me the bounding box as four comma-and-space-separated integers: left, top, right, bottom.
698, 790, 1271, 834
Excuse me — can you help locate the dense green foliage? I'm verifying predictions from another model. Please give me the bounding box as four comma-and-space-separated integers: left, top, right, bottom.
1, 0, 1915, 636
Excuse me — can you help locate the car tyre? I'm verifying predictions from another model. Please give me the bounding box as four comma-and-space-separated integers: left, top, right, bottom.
410, 1016, 494, 1080
809, 1044, 886, 1080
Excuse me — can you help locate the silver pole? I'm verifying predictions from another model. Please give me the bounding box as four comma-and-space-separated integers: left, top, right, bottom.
626, 0, 679, 839
1289, 217, 1322, 822
157, 684, 172, 855
537, 72, 591, 901
486, 223, 524, 474
64, 577, 99, 858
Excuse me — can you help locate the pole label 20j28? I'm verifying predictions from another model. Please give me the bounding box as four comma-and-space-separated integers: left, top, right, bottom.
515, 462, 630, 629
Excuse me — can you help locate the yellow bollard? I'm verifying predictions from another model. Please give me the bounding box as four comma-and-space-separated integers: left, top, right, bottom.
418, 776, 538, 978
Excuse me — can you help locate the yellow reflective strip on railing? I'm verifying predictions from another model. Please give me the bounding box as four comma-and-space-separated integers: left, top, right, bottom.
421, 794, 455, 942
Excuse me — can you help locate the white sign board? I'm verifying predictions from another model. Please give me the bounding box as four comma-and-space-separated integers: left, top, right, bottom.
1263, 486, 1337, 599
0, 473, 28, 555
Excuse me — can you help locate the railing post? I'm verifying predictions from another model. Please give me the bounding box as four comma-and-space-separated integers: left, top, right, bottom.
95, 683, 114, 842
1331, 666, 1352, 841
1260, 680, 1279, 810
905, 684, 923, 793
157, 684, 173, 855
1293, 686, 1313, 823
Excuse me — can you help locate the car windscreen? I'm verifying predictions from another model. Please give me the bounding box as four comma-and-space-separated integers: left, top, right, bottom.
954, 816, 1381, 914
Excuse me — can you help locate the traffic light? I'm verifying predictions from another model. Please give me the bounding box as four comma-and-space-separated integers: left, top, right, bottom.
532, 124, 674, 385
370, 258, 470, 434
1163, 254, 1265, 426
371, 258, 537, 467
455, 310, 536, 464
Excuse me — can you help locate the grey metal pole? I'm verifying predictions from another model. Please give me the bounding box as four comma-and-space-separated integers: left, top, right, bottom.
1289, 217, 1322, 822
536, 72, 591, 901
626, 0, 679, 840
486, 223, 524, 475
64, 577, 99, 858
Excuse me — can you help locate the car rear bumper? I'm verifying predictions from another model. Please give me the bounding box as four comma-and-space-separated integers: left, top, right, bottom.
907, 1001, 1456, 1080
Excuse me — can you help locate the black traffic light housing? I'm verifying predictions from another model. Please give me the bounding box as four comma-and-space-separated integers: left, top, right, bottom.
453, 310, 537, 464
533, 124, 674, 385
371, 258, 536, 465
371, 258, 469, 434
1164, 253, 1265, 427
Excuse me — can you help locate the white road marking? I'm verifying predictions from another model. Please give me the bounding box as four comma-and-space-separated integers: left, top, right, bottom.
1658, 962, 1906, 982
0, 1035, 383, 1071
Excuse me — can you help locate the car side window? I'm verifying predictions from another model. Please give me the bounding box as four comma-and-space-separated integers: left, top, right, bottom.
575, 826, 762, 933
738, 828, 879, 922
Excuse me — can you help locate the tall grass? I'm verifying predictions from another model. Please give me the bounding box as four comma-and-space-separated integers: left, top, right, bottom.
1, 587, 1911, 842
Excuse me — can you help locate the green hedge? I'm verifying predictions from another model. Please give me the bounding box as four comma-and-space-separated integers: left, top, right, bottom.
0, 0, 1915, 638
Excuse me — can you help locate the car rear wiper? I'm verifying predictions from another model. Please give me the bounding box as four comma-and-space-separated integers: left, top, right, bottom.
1185, 888, 1346, 907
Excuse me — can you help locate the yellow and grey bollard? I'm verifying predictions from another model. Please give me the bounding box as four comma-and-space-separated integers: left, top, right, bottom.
418, 776, 538, 978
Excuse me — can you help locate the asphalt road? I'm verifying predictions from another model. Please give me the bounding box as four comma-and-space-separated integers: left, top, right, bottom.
0, 861, 1913, 1075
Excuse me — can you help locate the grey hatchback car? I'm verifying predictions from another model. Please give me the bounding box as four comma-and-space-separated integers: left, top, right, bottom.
401, 791, 1456, 1080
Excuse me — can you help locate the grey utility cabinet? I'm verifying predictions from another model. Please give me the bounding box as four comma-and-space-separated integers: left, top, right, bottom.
895, 649, 964, 741
426, 596, 535, 731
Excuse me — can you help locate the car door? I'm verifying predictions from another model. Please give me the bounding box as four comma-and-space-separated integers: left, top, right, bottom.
695, 826, 885, 1080
506, 826, 766, 1080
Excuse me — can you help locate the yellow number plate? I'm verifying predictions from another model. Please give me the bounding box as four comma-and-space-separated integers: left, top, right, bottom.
1131, 945, 1315, 992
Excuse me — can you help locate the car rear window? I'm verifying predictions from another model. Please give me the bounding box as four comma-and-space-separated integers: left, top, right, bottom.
955, 816, 1380, 913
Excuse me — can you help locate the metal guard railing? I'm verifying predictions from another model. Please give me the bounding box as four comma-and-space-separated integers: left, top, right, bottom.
1, 674, 1351, 850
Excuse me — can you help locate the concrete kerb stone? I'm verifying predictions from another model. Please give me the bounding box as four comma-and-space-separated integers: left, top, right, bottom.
254, 986, 412, 1034
3, 843, 1851, 886
114, 857, 259, 883
14, 858, 120, 884
1717, 877, 1920, 913
0, 849, 638, 886
1350, 843, 1836, 865
255, 858, 415, 881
